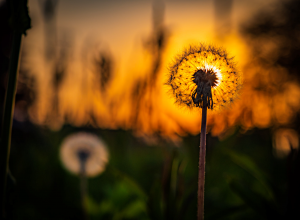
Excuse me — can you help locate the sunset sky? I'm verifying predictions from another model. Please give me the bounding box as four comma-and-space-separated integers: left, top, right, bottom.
20, 0, 298, 138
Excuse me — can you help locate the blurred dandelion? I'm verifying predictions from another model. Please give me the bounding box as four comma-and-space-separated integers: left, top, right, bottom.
60, 132, 109, 177
60, 132, 109, 219
166, 43, 242, 220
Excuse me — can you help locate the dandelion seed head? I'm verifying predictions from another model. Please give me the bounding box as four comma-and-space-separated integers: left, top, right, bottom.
166, 43, 242, 110
60, 132, 109, 177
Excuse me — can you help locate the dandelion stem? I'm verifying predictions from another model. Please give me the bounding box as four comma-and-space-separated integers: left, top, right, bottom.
0, 31, 22, 218
80, 172, 89, 220
198, 102, 207, 220
79, 154, 89, 220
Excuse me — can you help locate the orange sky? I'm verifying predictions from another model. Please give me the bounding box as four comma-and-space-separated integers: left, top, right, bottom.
20, 0, 300, 139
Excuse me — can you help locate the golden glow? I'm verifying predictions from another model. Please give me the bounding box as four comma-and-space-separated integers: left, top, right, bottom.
273, 129, 299, 158
166, 44, 241, 110
24, 31, 300, 137
203, 63, 222, 87
21, 0, 300, 138
23, 31, 300, 137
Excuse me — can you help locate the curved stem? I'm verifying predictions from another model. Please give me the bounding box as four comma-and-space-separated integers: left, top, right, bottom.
0, 32, 22, 218
198, 103, 207, 220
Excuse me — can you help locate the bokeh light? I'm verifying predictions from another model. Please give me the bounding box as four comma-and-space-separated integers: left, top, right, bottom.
14, 0, 300, 138
273, 128, 299, 158
60, 132, 109, 177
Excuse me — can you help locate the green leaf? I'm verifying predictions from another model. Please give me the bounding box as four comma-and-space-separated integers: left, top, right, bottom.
85, 196, 114, 216
113, 200, 148, 220
225, 149, 275, 201
108, 167, 148, 200
228, 178, 282, 220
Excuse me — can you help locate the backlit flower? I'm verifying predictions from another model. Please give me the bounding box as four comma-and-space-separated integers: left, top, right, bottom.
60, 132, 109, 177
167, 44, 242, 110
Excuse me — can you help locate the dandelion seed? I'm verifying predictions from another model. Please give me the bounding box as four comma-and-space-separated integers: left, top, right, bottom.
167, 43, 242, 110
60, 132, 109, 217
60, 132, 109, 177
